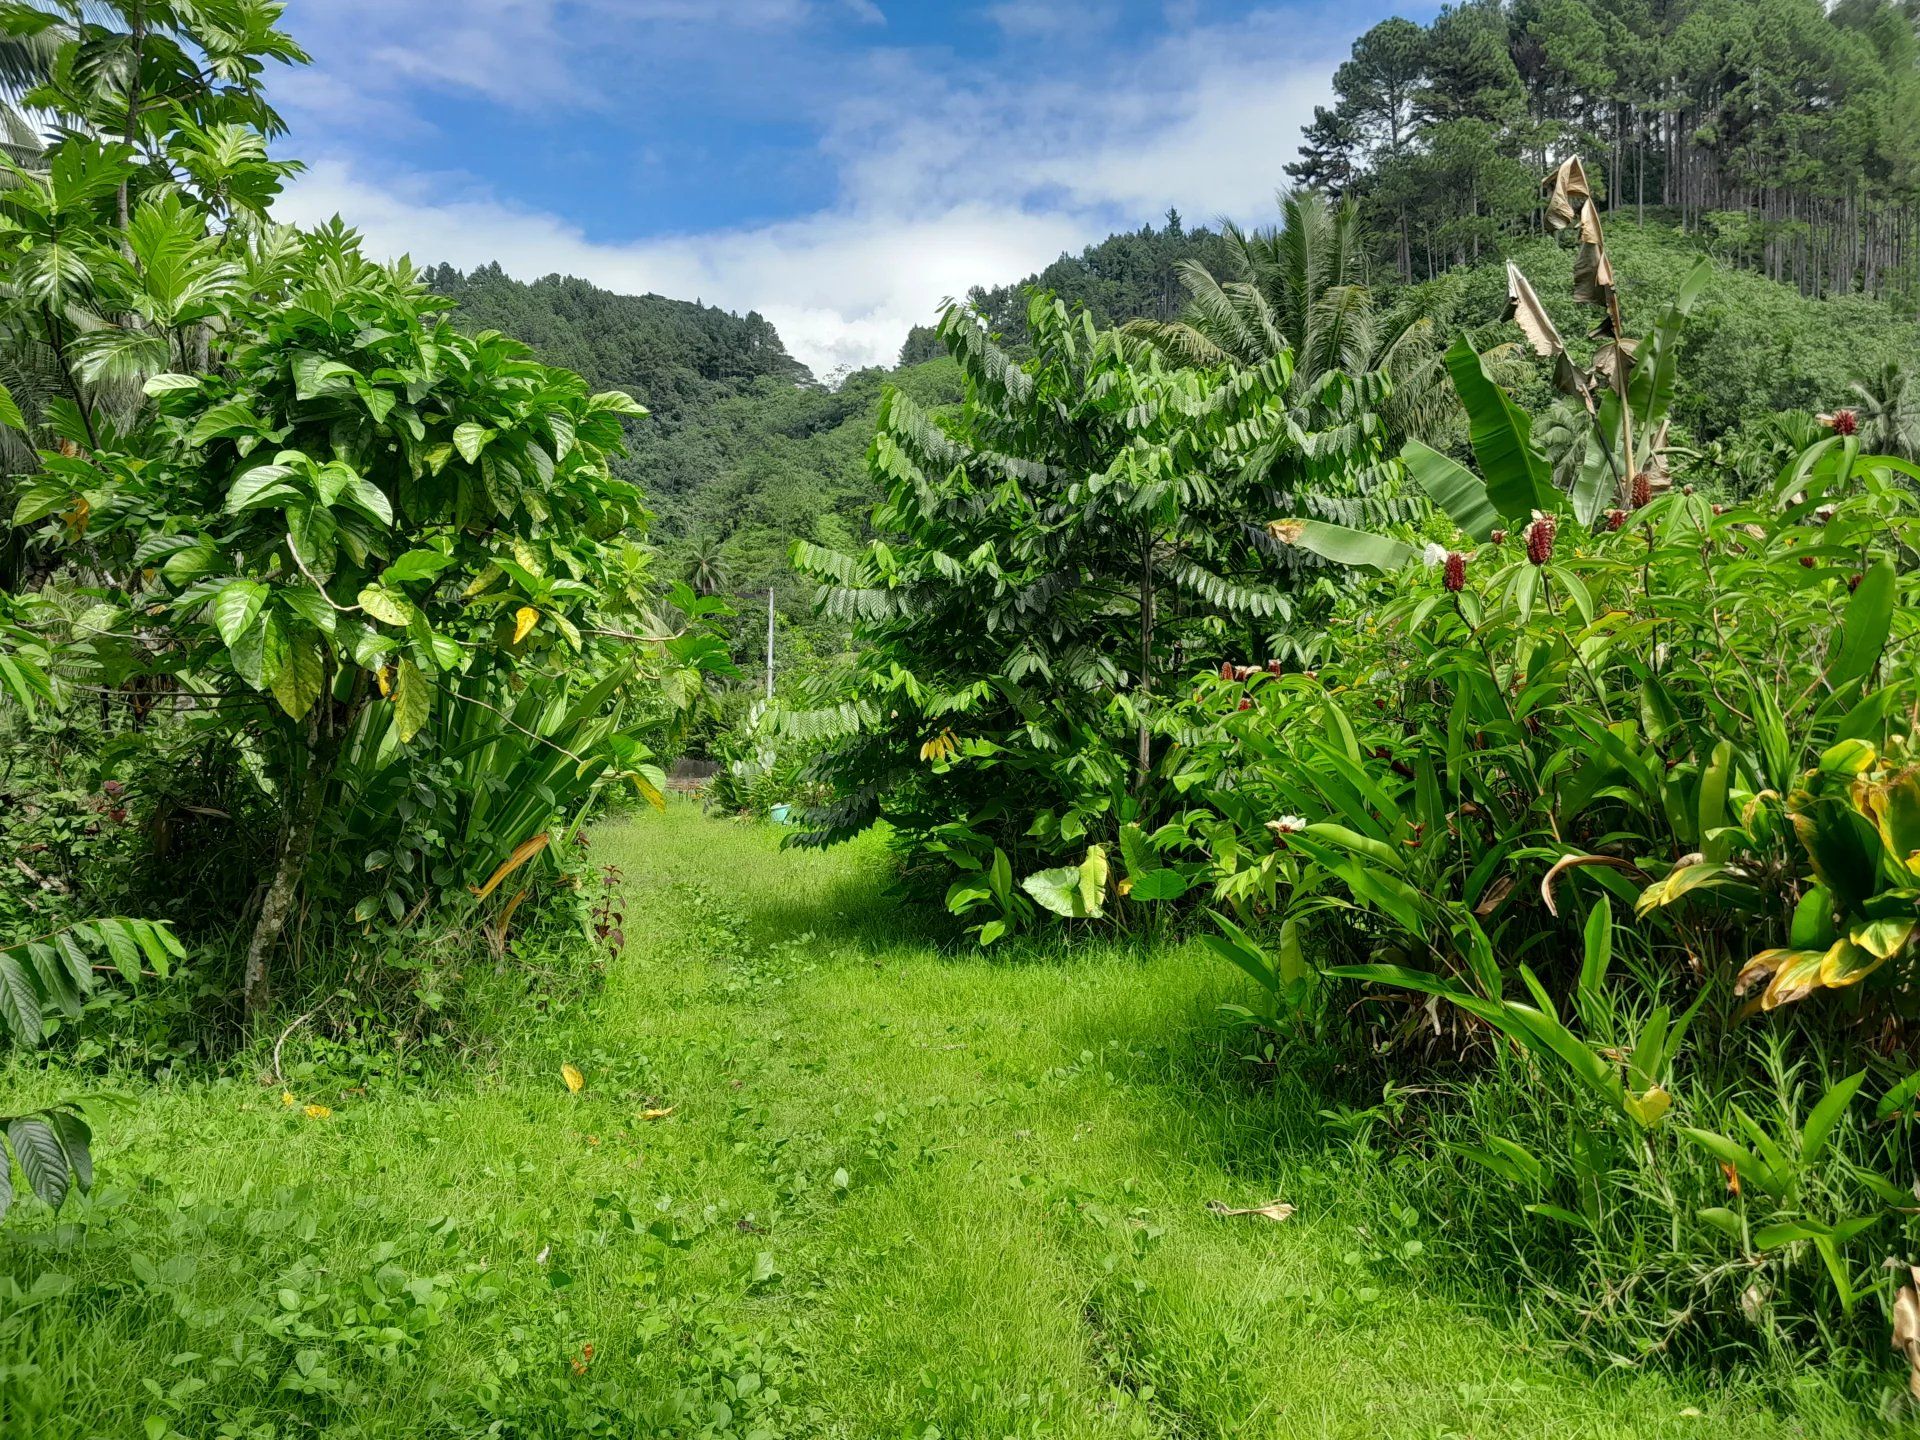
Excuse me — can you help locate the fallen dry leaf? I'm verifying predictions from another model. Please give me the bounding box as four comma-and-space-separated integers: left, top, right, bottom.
639, 1106, 676, 1122
561, 1063, 585, 1093
1206, 1199, 1295, 1222
303, 1104, 331, 1119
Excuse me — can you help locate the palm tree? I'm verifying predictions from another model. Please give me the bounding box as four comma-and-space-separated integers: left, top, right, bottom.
1126, 190, 1454, 445
685, 534, 730, 598
1849, 361, 1920, 460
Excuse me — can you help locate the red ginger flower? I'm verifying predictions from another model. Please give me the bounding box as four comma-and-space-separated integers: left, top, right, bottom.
1630, 471, 1652, 509
1443, 550, 1465, 592
1819, 409, 1859, 436
1604, 508, 1627, 532
1523, 511, 1556, 565
1489, 528, 1508, 544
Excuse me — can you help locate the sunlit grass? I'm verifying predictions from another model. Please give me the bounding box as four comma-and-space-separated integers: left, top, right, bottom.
0, 800, 1885, 1437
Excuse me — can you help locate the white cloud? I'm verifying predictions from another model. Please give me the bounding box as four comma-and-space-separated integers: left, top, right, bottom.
280, 160, 1088, 378
275, 3, 1391, 376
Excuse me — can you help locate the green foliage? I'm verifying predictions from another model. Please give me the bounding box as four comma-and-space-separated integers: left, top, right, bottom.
0, 1, 728, 1036
0, 1100, 92, 1222
1165, 424, 1920, 1362
1300, 0, 1920, 303
0, 916, 181, 1044
783, 293, 1390, 934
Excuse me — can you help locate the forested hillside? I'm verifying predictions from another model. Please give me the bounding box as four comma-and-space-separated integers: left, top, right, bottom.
1290, 0, 1920, 294
897, 211, 1230, 361
429, 263, 960, 663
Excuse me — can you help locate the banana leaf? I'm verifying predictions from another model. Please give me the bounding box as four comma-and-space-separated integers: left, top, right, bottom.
1444, 336, 1558, 521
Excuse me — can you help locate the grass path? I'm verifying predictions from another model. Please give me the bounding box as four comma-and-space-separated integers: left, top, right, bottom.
0, 804, 1872, 1437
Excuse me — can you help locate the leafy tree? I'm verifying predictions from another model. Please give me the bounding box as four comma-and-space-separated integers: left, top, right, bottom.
2, 1, 726, 1024
781, 295, 1386, 920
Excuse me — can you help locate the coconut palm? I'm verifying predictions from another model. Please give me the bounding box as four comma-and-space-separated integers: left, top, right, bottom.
1125, 190, 1454, 445
1848, 361, 1920, 460
685, 534, 731, 598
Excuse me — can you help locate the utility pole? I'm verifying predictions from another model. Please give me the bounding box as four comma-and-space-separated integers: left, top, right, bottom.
765, 586, 776, 701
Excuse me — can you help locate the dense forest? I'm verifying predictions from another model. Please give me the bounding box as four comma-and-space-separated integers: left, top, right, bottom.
1287, 0, 1920, 295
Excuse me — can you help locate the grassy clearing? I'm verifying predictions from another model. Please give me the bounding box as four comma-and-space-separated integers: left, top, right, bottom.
0, 802, 1883, 1438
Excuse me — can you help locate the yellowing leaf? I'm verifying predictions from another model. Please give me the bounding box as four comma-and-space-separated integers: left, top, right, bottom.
561, 1063, 585, 1094
357, 583, 416, 628
1623, 1086, 1672, 1128
375, 663, 393, 698
639, 1106, 675, 1121
270, 633, 325, 720
512, 606, 540, 644
390, 657, 430, 743
471, 832, 550, 900
1206, 1199, 1296, 1222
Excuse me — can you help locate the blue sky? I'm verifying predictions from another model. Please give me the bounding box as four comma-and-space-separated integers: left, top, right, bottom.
275, 1, 1433, 378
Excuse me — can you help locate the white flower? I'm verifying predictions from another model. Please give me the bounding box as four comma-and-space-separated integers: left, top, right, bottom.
1422, 542, 1449, 567
1265, 814, 1308, 835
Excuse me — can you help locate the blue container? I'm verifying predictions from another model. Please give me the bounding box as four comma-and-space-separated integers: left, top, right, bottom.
769, 803, 792, 824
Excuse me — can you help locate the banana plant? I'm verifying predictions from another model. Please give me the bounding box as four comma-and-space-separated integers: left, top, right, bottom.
1267, 157, 1710, 574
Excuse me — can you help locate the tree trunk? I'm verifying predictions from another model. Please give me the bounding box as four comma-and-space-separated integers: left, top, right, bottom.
1135, 535, 1154, 791
241, 710, 332, 1021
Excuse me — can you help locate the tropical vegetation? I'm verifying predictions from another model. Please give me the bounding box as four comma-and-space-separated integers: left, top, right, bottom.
4, 0, 1920, 1434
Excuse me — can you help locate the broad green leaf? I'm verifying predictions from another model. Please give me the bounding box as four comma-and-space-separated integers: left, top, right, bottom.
270, 631, 325, 719
587, 390, 648, 417
224, 463, 298, 513
211, 580, 268, 649
1129, 869, 1189, 901
1268, 518, 1419, 572
228, 608, 287, 689
143, 372, 201, 396
6, 1118, 68, 1207
1077, 844, 1109, 914
1023, 865, 1087, 918
1829, 560, 1894, 690
382, 549, 455, 586
1444, 336, 1558, 521
453, 422, 493, 463
1402, 437, 1498, 540
358, 584, 418, 628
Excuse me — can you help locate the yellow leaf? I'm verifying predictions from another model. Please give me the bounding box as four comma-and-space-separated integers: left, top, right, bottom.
639, 1106, 675, 1121
390, 657, 430, 743
562, 1063, 585, 1093
471, 832, 550, 900
1206, 1199, 1295, 1222
512, 605, 539, 644
375, 664, 392, 698
1623, 1085, 1671, 1128
303, 1104, 331, 1119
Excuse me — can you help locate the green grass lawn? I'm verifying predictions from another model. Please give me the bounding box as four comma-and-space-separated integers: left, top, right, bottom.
0, 803, 1886, 1438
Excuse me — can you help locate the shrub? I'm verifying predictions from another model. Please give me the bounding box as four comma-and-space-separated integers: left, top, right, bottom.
1172, 435, 1920, 1378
